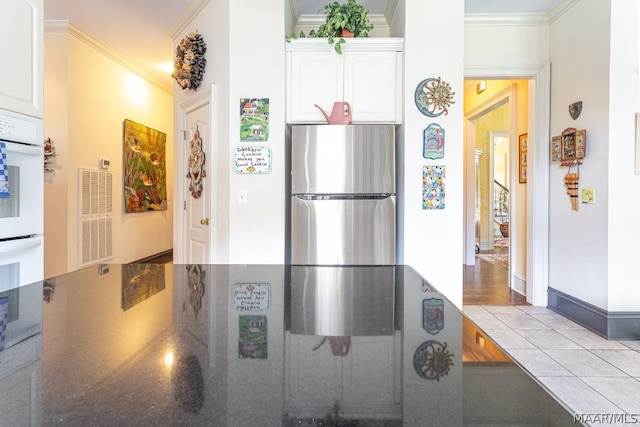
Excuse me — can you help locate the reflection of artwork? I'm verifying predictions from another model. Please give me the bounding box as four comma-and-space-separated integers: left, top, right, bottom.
239, 315, 268, 359
415, 77, 456, 117
186, 265, 206, 319
122, 264, 166, 311
422, 165, 445, 210
123, 119, 167, 212
232, 283, 270, 312
423, 298, 444, 335
413, 340, 454, 381
240, 98, 269, 142
187, 127, 206, 199
423, 123, 445, 159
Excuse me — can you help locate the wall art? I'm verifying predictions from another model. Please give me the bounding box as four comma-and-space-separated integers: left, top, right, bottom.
551, 135, 561, 162
232, 283, 271, 312
414, 77, 455, 117
239, 315, 268, 359
172, 32, 207, 91
519, 133, 528, 183
422, 165, 445, 210
123, 119, 167, 212
233, 146, 271, 174
121, 263, 166, 311
413, 340, 454, 381
422, 298, 444, 334
187, 126, 206, 199
240, 98, 269, 142
423, 123, 445, 159
569, 101, 582, 120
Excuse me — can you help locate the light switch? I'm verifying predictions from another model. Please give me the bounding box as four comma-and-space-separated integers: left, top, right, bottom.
238, 189, 248, 204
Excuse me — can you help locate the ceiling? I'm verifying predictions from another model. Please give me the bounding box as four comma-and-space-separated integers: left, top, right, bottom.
43, 0, 564, 92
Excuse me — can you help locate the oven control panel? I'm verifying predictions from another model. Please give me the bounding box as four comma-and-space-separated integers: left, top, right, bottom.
0, 110, 43, 146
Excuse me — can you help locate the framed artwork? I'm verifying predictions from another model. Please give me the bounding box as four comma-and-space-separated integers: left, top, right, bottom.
551, 135, 562, 162
422, 165, 445, 210
519, 133, 528, 183
561, 127, 583, 161
240, 98, 269, 142
123, 119, 167, 212
423, 123, 445, 160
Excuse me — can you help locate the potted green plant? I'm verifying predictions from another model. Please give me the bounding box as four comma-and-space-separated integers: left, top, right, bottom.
286, 0, 374, 54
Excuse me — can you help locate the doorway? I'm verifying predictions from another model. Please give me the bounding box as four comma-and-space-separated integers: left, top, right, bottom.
464, 82, 521, 299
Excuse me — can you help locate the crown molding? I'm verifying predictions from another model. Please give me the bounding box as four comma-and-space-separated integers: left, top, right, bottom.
45, 20, 172, 95
464, 13, 549, 27
168, 0, 210, 39
295, 13, 389, 31
547, 0, 580, 24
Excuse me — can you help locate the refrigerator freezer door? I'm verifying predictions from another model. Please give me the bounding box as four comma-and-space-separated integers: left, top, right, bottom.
291, 195, 396, 265
291, 124, 395, 195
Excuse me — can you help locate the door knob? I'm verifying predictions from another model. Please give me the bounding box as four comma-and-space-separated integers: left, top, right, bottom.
200, 218, 209, 225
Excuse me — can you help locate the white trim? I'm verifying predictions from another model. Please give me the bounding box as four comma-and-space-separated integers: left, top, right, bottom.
464, 13, 549, 27
285, 37, 403, 52
168, 0, 211, 40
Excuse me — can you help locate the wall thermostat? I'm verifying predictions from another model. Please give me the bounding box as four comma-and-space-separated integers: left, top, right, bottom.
99, 158, 111, 169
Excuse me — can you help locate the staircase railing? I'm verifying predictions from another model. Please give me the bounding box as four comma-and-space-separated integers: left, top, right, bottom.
494, 180, 509, 225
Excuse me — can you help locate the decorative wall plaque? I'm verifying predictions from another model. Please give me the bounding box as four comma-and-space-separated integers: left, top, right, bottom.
423, 123, 445, 159
187, 127, 206, 198
415, 77, 456, 117
413, 340, 454, 381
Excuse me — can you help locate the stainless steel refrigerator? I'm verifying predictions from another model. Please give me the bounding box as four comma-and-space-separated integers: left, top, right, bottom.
290, 124, 396, 265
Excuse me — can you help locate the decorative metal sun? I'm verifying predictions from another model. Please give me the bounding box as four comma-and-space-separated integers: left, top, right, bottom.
415, 77, 456, 117
413, 340, 454, 381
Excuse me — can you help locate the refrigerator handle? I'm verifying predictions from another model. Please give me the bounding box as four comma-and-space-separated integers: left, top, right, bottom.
294, 194, 394, 201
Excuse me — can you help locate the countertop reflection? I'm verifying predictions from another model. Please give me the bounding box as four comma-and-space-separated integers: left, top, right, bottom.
0, 264, 575, 426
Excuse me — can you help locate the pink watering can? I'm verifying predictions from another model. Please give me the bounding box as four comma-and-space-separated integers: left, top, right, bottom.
314, 101, 351, 124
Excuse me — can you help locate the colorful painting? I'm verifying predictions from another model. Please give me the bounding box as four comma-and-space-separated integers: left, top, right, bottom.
122, 264, 166, 311
239, 315, 268, 359
123, 119, 167, 213
422, 165, 445, 210
240, 98, 269, 142
423, 123, 445, 159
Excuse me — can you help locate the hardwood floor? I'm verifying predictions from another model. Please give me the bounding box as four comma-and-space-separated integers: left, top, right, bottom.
463, 248, 527, 306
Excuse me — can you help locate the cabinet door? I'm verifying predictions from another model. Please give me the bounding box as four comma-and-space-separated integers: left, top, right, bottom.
287, 50, 343, 123
0, 0, 43, 118
344, 51, 400, 123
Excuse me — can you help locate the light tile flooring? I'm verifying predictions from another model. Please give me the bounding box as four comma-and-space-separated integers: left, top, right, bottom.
463, 305, 640, 426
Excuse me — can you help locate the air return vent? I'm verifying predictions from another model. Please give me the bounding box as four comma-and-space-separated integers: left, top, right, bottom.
78, 168, 113, 267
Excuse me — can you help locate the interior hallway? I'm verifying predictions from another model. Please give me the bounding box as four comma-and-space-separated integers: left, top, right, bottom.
464, 252, 640, 422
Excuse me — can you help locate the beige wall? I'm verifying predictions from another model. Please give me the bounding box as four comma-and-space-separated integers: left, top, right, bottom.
44, 24, 174, 277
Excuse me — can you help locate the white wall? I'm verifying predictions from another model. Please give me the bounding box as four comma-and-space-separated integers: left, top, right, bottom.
44, 23, 174, 275
172, 0, 285, 265
548, 0, 610, 308
401, 0, 464, 307
607, 0, 640, 311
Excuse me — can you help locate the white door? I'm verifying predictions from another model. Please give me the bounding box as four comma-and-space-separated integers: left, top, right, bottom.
183, 97, 211, 264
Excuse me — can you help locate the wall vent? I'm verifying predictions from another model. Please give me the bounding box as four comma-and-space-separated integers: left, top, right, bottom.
78, 168, 113, 267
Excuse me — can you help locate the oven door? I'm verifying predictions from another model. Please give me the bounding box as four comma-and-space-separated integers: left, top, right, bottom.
0, 141, 44, 239
0, 236, 43, 291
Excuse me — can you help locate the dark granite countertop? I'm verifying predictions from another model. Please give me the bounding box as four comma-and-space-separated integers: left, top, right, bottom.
0, 264, 575, 426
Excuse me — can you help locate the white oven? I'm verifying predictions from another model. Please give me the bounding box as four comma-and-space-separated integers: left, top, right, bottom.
0, 108, 44, 291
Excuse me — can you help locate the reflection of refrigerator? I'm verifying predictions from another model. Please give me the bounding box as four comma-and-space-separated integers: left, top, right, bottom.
290, 124, 395, 265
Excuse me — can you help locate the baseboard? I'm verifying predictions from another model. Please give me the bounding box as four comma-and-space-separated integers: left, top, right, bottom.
548, 287, 640, 340
132, 249, 173, 264
511, 274, 526, 296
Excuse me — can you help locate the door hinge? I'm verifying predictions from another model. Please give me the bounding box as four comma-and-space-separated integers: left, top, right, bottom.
182, 130, 187, 141
184, 201, 186, 210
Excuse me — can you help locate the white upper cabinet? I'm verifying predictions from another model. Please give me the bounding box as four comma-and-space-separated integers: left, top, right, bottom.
0, 0, 44, 118
286, 38, 403, 124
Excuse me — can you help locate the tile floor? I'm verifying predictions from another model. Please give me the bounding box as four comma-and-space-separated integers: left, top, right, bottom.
463, 305, 640, 426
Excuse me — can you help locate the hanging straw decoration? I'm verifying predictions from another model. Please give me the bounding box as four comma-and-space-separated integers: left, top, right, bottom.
564, 164, 580, 211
